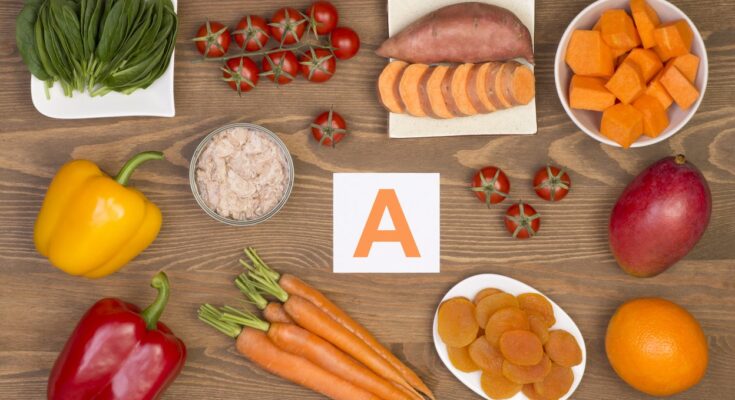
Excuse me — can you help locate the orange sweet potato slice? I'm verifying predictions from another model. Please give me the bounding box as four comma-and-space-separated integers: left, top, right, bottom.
653, 20, 693, 61
528, 314, 550, 344
451, 63, 479, 116
544, 330, 583, 367
605, 61, 646, 104
565, 30, 614, 78
398, 63, 430, 117
475, 63, 501, 112
645, 71, 673, 109
474, 288, 504, 305
667, 53, 699, 82
658, 61, 699, 109
440, 67, 464, 117
601, 103, 644, 148
418, 66, 438, 118
467, 64, 492, 114
481, 372, 522, 400
598, 9, 641, 51
518, 293, 556, 328
447, 345, 480, 373
377, 61, 408, 113
624, 48, 663, 82
468, 336, 504, 377
508, 63, 536, 105
423, 65, 456, 119
494, 62, 514, 108
503, 354, 552, 384
484, 62, 506, 110
476, 293, 520, 328
569, 75, 616, 112
631, 0, 661, 49
438, 297, 479, 347
485, 307, 530, 346
632, 94, 669, 138
499, 330, 544, 366
533, 363, 574, 400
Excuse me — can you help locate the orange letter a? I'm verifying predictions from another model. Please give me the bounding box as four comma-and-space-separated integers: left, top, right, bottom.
353, 189, 420, 258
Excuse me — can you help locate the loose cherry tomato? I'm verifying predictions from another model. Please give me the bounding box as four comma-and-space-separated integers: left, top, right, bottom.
299, 48, 336, 83
305, 1, 339, 35
193, 21, 230, 58
330, 26, 360, 60
233, 15, 271, 51
270, 7, 306, 45
222, 57, 259, 95
505, 202, 541, 239
261, 51, 299, 85
533, 165, 571, 202
470, 167, 510, 207
311, 108, 347, 147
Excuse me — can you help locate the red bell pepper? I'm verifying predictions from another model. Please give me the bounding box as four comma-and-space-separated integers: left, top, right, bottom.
48, 272, 186, 400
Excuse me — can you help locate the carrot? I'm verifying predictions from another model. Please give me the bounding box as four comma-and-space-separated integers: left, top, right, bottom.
197, 305, 379, 400
235, 267, 293, 324
378, 61, 408, 114
264, 302, 294, 324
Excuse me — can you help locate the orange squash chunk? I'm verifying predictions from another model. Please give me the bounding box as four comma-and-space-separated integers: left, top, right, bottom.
667, 53, 700, 82
659, 62, 699, 109
481, 372, 522, 400
569, 75, 616, 112
503, 355, 552, 384
533, 363, 574, 400
544, 330, 583, 368
624, 48, 663, 82
518, 293, 556, 328
474, 288, 504, 305
565, 30, 614, 78
499, 330, 544, 366
528, 314, 550, 344
475, 293, 519, 328
468, 336, 504, 376
447, 345, 480, 373
601, 103, 643, 148
645, 71, 673, 109
605, 61, 646, 104
438, 297, 479, 347
653, 20, 693, 61
598, 9, 641, 51
485, 307, 530, 346
630, 0, 661, 49
632, 94, 669, 138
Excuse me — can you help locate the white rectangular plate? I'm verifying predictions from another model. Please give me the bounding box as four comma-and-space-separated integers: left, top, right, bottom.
386, 0, 536, 138
30, 0, 177, 119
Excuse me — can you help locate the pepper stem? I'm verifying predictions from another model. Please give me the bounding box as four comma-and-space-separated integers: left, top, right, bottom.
114, 151, 165, 186
141, 271, 171, 330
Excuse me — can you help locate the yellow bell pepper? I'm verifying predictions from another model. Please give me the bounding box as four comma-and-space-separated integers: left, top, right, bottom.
34, 151, 164, 278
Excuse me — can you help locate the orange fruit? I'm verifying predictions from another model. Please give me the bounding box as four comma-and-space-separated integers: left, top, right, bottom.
605, 297, 708, 396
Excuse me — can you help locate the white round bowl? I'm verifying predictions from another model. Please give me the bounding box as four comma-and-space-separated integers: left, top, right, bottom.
554, 0, 708, 148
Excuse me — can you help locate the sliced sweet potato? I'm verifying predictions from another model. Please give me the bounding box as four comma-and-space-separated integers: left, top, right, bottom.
600, 103, 644, 148
659, 61, 699, 109
440, 67, 464, 117
476, 293, 519, 328
399, 63, 430, 117
565, 30, 614, 78
518, 293, 556, 328
631, 0, 661, 49
447, 345, 480, 373
481, 372, 522, 400
377, 61, 408, 114
423, 65, 456, 119
494, 62, 515, 108
467, 64, 492, 114
666, 53, 699, 82
569, 75, 616, 112
653, 20, 693, 61
499, 330, 544, 366
450, 63, 479, 116
474, 288, 504, 305
438, 297, 479, 347
484, 62, 506, 109
645, 71, 673, 109
508, 63, 536, 105
502, 354, 552, 384
468, 336, 504, 376
605, 61, 646, 104
418, 66, 438, 118
624, 48, 663, 82
598, 9, 641, 51
475, 62, 502, 112
533, 363, 574, 400
485, 307, 530, 346
528, 314, 550, 344
544, 330, 583, 367
632, 94, 669, 138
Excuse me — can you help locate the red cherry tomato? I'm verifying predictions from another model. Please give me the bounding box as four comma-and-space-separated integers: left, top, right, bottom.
299, 48, 336, 83
505, 202, 541, 239
533, 165, 571, 202
261, 51, 299, 85
193, 21, 230, 58
233, 15, 271, 51
305, 1, 339, 35
270, 7, 306, 45
330, 27, 360, 60
471, 167, 510, 207
311, 108, 347, 147
222, 57, 259, 95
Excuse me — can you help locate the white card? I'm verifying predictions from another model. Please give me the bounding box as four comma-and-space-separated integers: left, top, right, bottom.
333, 173, 440, 273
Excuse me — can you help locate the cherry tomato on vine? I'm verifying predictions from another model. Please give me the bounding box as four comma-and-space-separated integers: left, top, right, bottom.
305, 1, 339, 35
299, 48, 336, 83
470, 167, 510, 207
533, 165, 571, 202
270, 7, 306, 45
222, 57, 259, 95
261, 51, 299, 85
193, 21, 230, 58
233, 15, 271, 51
311, 108, 347, 147
330, 27, 360, 60
505, 201, 541, 239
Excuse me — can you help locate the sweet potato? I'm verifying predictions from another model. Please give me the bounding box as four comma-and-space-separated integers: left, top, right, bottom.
440, 67, 464, 117
421, 65, 455, 119
645, 71, 673, 109
653, 20, 693, 61
468, 64, 493, 114
598, 9, 641, 52
565, 30, 614, 77
451, 63, 479, 116
377, 61, 408, 113
666, 53, 699, 82
399, 63, 430, 117
484, 62, 506, 110
632, 94, 669, 137
418, 67, 439, 118
658, 61, 699, 109
601, 103, 644, 148
630, 0, 661, 49
624, 48, 663, 82
376, 3, 534, 64
605, 61, 646, 104
569, 75, 616, 112
507, 62, 536, 105
495, 63, 515, 108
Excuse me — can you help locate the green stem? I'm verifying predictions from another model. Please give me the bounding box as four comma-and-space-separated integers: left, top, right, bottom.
238, 272, 288, 303
243, 247, 281, 282
220, 306, 270, 332
114, 151, 164, 186
195, 42, 334, 63
234, 275, 268, 310
198, 304, 241, 338
140, 271, 171, 330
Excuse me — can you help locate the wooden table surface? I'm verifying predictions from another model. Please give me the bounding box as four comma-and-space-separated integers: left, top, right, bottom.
1, 0, 733, 399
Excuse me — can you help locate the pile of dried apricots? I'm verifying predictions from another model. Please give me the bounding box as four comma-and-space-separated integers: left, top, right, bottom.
438, 289, 582, 399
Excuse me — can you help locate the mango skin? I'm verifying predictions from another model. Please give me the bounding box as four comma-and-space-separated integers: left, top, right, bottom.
609, 155, 711, 277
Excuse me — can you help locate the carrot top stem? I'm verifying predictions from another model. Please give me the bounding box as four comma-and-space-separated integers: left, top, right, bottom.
239, 271, 289, 303
198, 304, 241, 338
220, 306, 271, 332
242, 247, 281, 281
234, 275, 268, 310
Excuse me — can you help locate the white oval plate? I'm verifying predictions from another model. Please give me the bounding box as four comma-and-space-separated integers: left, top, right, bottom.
432, 274, 586, 400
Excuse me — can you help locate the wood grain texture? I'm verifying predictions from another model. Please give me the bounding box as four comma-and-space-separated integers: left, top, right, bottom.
1, 0, 734, 399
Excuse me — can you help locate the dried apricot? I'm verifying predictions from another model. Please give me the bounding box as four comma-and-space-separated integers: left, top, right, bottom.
475, 293, 519, 328
544, 330, 583, 367
468, 336, 504, 376
474, 288, 504, 304
529, 313, 550, 344
502, 354, 552, 384
485, 307, 530, 346
438, 297, 479, 347
499, 330, 544, 366
534, 363, 574, 399
518, 293, 556, 327
447, 345, 479, 373
522, 384, 550, 400
481, 372, 522, 399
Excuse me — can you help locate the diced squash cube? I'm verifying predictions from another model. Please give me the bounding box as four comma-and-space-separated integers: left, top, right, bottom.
653, 20, 693, 61
598, 9, 641, 52
601, 103, 644, 148
666, 53, 699, 82
605, 61, 646, 104
630, 0, 661, 49
624, 48, 663, 82
645, 71, 673, 109
610, 46, 629, 58
616, 52, 630, 67
659, 62, 699, 109
632, 94, 670, 137
569, 75, 616, 111
565, 30, 615, 77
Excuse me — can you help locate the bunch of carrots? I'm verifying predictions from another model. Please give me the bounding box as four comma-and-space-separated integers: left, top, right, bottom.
198, 248, 434, 400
